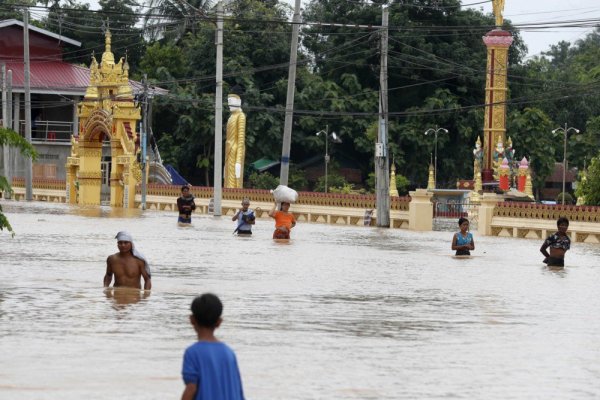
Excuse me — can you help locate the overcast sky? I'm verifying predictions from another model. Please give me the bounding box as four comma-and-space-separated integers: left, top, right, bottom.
462, 0, 600, 57
80, 0, 600, 57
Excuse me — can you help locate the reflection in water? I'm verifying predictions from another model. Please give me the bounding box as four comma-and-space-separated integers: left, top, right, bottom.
1, 200, 599, 400
104, 288, 150, 310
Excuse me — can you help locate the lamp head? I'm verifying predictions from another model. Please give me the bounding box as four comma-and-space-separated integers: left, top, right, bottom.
316, 130, 325, 137
440, 128, 448, 134
552, 128, 559, 134
573, 128, 580, 134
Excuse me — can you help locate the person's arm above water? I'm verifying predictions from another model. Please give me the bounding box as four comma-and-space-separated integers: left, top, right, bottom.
141, 260, 152, 290
104, 256, 113, 287
451, 233, 460, 250
468, 235, 475, 251
268, 203, 277, 218
232, 209, 241, 221
181, 383, 197, 400
540, 236, 552, 258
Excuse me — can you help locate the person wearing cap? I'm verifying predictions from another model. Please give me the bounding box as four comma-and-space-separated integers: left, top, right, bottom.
104, 231, 152, 290
232, 197, 255, 235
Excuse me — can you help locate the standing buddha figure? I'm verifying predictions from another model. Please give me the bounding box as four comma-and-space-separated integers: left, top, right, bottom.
492, 136, 505, 180
224, 93, 247, 188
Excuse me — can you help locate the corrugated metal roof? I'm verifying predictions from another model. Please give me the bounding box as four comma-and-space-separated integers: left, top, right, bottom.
3, 61, 168, 97
5, 61, 90, 95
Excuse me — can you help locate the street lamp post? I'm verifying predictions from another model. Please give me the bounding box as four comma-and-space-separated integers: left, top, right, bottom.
552, 123, 580, 205
316, 125, 341, 193
424, 127, 448, 188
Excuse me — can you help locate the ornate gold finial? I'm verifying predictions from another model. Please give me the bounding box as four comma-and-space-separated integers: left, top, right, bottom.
492, 0, 505, 27
101, 29, 115, 66
390, 162, 399, 197
525, 168, 534, 198
476, 135, 481, 146
507, 136, 513, 147
427, 162, 435, 191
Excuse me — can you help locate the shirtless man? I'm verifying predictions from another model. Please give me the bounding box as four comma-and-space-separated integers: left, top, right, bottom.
104, 231, 152, 290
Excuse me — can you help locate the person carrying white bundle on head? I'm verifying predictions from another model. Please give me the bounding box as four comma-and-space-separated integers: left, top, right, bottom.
268, 185, 298, 239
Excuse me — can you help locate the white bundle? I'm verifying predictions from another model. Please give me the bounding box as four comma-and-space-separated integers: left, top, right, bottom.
271, 185, 298, 204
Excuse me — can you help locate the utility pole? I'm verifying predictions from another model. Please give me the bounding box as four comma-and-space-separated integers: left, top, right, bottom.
279, 0, 301, 186
23, 8, 33, 201
141, 74, 148, 210
2, 64, 7, 198
212, 0, 224, 216
5, 69, 12, 198
375, 6, 390, 227
2, 67, 12, 198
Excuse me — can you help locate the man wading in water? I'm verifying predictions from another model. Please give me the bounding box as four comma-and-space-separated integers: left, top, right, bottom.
104, 231, 152, 290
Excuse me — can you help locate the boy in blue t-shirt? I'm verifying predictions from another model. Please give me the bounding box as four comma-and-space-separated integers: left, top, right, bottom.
181, 294, 244, 400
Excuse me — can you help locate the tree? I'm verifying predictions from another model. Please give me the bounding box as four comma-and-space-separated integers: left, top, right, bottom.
0, 127, 37, 235
575, 151, 600, 205
507, 107, 556, 199
0, 0, 36, 20
42, 0, 144, 73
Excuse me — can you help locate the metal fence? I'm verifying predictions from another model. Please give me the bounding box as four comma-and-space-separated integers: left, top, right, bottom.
433, 199, 478, 231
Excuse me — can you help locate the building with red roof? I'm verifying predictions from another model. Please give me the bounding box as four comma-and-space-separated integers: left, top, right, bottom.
1, 19, 167, 187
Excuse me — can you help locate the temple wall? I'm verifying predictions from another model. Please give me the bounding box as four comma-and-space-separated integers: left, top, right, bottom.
6, 181, 600, 242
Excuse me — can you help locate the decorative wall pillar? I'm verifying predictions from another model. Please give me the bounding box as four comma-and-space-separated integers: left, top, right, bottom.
66, 165, 78, 204
482, 30, 513, 182
518, 157, 528, 192
408, 189, 433, 231
77, 141, 102, 205
478, 193, 503, 236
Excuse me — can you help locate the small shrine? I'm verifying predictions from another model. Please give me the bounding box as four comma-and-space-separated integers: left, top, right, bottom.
66, 29, 143, 207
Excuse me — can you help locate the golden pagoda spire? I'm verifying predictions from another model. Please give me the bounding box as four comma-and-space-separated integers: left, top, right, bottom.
492, 0, 506, 28
389, 162, 399, 197
427, 162, 435, 191
101, 29, 115, 66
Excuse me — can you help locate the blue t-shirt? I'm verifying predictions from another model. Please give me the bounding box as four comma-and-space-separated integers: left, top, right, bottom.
455, 232, 473, 246
182, 341, 244, 400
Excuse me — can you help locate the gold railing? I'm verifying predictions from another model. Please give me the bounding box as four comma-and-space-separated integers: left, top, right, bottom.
493, 202, 600, 223
141, 184, 411, 211
11, 177, 66, 191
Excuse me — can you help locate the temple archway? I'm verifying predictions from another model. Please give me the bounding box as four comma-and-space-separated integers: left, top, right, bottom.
66, 29, 142, 207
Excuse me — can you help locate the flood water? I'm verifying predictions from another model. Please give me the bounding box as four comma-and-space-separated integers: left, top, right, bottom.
1, 200, 599, 399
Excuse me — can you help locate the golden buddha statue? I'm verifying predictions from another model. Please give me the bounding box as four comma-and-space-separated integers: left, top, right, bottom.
224, 93, 247, 188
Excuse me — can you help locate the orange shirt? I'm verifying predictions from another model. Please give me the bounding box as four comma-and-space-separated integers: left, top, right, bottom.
273, 211, 296, 230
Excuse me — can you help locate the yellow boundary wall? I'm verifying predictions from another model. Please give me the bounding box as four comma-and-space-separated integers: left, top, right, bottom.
8, 180, 600, 242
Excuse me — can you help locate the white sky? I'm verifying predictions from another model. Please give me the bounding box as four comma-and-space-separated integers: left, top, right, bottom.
82, 0, 600, 57
462, 0, 600, 58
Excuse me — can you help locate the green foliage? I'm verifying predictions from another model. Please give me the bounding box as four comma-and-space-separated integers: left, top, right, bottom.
555, 192, 575, 205
575, 153, 600, 205
507, 108, 556, 198
0, 127, 37, 236
314, 173, 348, 193
42, 0, 144, 73
329, 183, 355, 194
248, 171, 279, 190
395, 174, 410, 196
288, 167, 309, 191
0, 0, 35, 20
